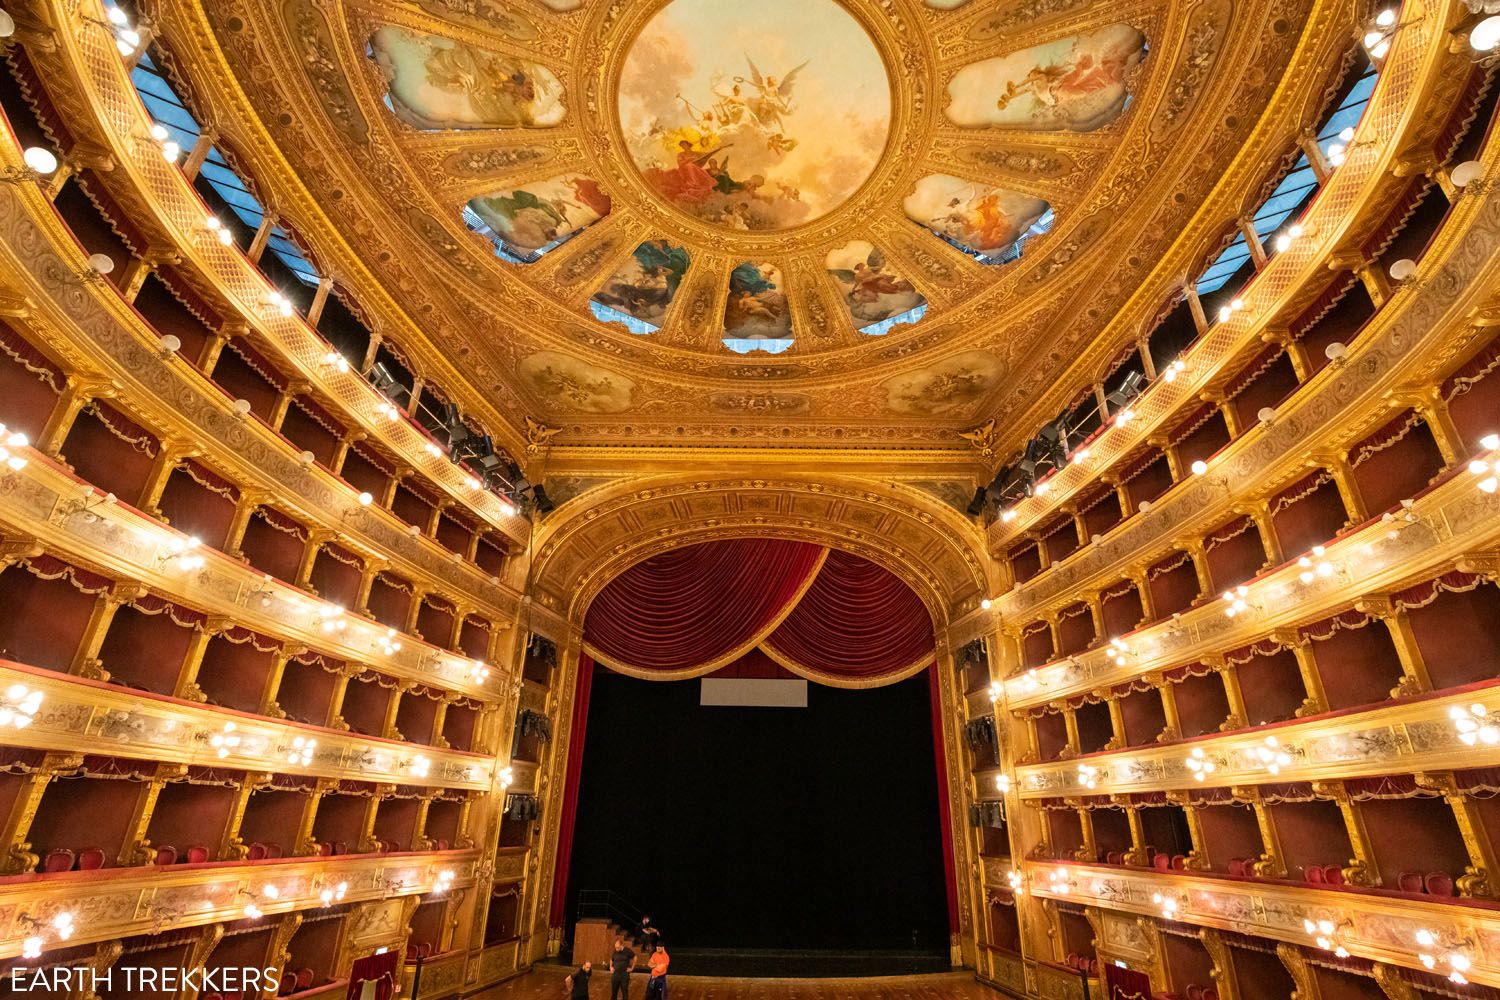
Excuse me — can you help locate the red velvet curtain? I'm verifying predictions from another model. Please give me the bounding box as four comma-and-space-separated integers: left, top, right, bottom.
762, 548, 934, 683
549, 654, 595, 927
584, 539, 827, 675
346, 951, 399, 1000
1105, 963, 1152, 1000
928, 666, 959, 936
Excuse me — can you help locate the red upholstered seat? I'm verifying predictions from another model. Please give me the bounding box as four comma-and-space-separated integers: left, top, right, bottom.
77, 846, 105, 870
1106, 850, 1124, 865
418, 942, 433, 958
42, 848, 75, 873
434, 838, 449, 850
264, 842, 283, 859
1227, 858, 1246, 877
154, 844, 178, 866
405, 943, 419, 961
1171, 854, 1187, 870
1304, 865, 1325, 884
186, 844, 210, 864
1203, 989, 1219, 1000
1153, 852, 1171, 871
295, 968, 314, 990
1398, 871, 1426, 893
1322, 864, 1345, 886
1187, 984, 1205, 1000
333, 840, 347, 855
318, 841, 333, 857
279, 971, 297, 996
247, 842, 268, 861
1426, 871, 1455, 896
202, 993, 223, 1000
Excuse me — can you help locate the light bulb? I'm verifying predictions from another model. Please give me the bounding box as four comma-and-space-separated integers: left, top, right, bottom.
22, 147, 58, 175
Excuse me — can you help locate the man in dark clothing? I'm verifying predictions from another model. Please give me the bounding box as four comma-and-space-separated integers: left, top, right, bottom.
565, 959, 592, 998
609, 937, 635, 1000
639, 916, 660, 953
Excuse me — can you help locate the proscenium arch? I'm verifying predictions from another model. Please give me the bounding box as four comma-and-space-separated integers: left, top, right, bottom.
528, 474, 991, 648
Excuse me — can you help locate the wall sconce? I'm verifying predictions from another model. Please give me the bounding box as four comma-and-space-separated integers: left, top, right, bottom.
17, 910, 76, 959
1468, 433, 1500, 493
376, 629, 402, 656
208, 721, 241, 760
159, 536, 205, 572
989, 680, 1003, 703
1361, 7, 1400, 60
1252, 735, 1294, 774
315, 607, 348, 634
1047, 868, 1073, 895
1, 146, 60, 185
318, 880, 349, 906
1105, 638, 1131, 666
148, 123, 179, 164
1161, 359, 1189, 384
1151, 891, 1183, 920
1184, 747, 1216, 782
0, 423, 29, 471
1304, 916, 1353, 958
1272, 223, 1305, 254
0, 683, 43, 730
499, 765, 514, 789
1415, 927, 1475, 984
77, 253, 114, 285
267, 291, 293, 317
406, 754, 432, 779
469, 660, 491, 683
1077, 764, 1099, 790
204, 215, 233, 246
283, 735, 317, 766
1297, 545, 1333, 584
430, 869, 457, 896
1451, 703, 1499, 746
1222, 585, 1251, 618
1007, 870, 1026, 895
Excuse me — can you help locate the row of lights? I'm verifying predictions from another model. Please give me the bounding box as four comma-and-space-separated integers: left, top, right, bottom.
19, 911, 76, 959
0, 683, 43, 730
1469, 432, 1500, 493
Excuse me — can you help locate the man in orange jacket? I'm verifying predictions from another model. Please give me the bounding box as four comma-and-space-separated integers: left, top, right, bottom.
646, 943, 669, 1000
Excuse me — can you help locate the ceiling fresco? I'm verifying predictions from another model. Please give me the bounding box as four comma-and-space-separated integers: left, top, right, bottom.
168, 0, 1328, 448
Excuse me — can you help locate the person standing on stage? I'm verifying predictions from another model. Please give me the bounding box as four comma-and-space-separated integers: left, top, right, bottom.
566, 959, 593, 999
609, 937, 635, 1000
639, 915, 660, 954
646, 943, 669, 1000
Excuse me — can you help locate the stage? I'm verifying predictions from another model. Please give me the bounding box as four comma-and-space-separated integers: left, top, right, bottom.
472, 967, 999, 999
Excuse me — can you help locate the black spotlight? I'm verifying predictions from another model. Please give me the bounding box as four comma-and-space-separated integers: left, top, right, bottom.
1105, 369, 1147, 411
531, 485, 555, 514
368, 362, 407, 404
967, 486, 987, 516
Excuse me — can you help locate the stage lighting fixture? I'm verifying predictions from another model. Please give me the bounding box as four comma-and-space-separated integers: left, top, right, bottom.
967, 486, 987, 516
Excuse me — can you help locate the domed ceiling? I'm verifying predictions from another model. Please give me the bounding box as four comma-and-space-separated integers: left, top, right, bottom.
166, 0, 1320, 448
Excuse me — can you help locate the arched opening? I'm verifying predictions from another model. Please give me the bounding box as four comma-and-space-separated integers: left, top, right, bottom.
548, 536, 962, 977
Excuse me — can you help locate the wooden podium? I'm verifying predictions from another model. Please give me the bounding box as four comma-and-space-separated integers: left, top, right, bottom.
574, 918, 615, 969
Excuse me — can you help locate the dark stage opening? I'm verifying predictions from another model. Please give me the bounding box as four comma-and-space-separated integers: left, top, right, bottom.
563, 668, 950, 976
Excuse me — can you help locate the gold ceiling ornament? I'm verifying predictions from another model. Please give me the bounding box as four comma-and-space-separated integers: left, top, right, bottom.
523, 416, 561, 454
958, 417, 1000, 457
153, 0, 1342, 445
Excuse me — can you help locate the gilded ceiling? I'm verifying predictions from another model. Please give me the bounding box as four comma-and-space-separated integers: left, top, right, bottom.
159, 0, 1328, 448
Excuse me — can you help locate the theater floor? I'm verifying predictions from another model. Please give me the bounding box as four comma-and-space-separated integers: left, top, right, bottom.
472, 967, 1000, 999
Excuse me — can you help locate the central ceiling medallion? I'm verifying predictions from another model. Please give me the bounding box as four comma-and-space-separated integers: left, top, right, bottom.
617, 0, 892, 232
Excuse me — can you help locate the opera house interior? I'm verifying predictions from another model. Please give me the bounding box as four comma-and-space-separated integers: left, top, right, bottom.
1, 0, 1500, 997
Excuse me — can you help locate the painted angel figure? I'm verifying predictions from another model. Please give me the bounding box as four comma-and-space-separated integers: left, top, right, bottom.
829, 247, 915, 304
736, 56, 809, 133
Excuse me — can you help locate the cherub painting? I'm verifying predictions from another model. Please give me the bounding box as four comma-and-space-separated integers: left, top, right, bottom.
468, 175, 611, 258
946, 23, 1148, 132
591, 240, 692, 330
618, 0, 890, 231
723, 262, 792, 340
370, 25, 565, 130
903, 174, 1050, 262
826, 241, 926, 332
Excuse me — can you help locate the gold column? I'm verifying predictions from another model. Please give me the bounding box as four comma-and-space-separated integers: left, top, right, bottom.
412, 793, 435, 850
1061, 706, 1081, 758
1236, 786, 1286, 879
1073, 802, 1097, 862
136, 437, 197, 520
381, 681, 410, 741
247, 214, 275, 265
1086, 592, 1106, 645
269, 379, 308, 433
379, 467, 409, 510
1105, 475, 1131, 522
1417, 772, 1497, 898
354, 558, 385, 616
465, 526, 486, 564
1355, 596, 1431, 698
172, 615, 232, 702
1239, 499, 1284, 568
1166, 789, 1210, 871
1216, 659, 1248, 731
1311, 780, 1377, 887
1208, 392, 1241, 438
329, 431, 363, 478
1183, 538, 1214, 600
222, 490, 267, 559
257, 642, 304, 718
1401, 385, 1466, 469
294, 778, 338, 856
1117, 797, 1148, 866
181, 128, 216, 182
1129, 568, 1156, 626
1155, 675, 1182, 742
1276, 628, 1328, 716
1299, 129, 1331, 183
1199, 928, 1241, 1000
1031, 532, 1052, 572
1239, 216, 1267, 270
1137, 338, 1157, 380
36, 378, 110, 459
69, 581, 148, 680
357, 784, 394, 853
294, 529, 335, 592
404, 585, 431, 636
325, 663, 361, 730
1277, 942, 1323, 1000
1103, 694, 1126, 751
116, 255, 153, 304
219, 772, 270, 861
307, 276, 333, 327
432, 697, 453, 748
196, 326, 233, 377
179, 924, 226, 1000
1153, 434, 1183, 482
1318, 454, 1368, 526
117, 763, 187, 867
0, 752, 83, 875
1183, 282, 1208, 334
